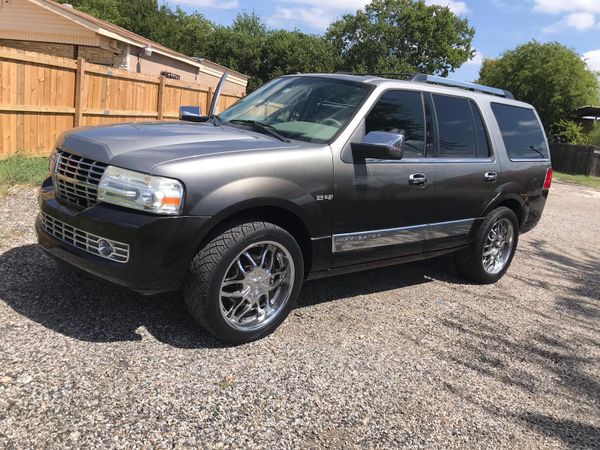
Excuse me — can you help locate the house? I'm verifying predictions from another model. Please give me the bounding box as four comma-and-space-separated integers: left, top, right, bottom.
572, 106, 600, 133
0, 0, 248, 95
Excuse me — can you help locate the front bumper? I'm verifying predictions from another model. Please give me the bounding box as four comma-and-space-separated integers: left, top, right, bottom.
36, 179, 211, 294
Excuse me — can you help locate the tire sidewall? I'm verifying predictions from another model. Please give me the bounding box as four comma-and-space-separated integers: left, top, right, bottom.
472, 207, 519, 283
204, 226, 304, 344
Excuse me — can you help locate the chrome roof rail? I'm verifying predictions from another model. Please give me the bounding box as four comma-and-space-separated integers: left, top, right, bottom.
411, 74, 514, 99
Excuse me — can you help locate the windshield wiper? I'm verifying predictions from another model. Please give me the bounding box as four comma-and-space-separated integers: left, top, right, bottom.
226, 119, 291, 143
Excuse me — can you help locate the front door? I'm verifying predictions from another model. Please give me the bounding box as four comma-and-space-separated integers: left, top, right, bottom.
332, 89, 437, 267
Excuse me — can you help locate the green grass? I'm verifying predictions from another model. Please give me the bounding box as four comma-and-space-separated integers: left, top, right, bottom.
554, 171, 600, 190
0, 155, 49, 196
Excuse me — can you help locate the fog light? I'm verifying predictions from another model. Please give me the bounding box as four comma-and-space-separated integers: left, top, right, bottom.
98, 239, 114, 257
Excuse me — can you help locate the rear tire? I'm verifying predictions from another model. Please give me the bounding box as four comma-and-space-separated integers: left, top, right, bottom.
183, 221, 304, 344
455, 207, 519, 284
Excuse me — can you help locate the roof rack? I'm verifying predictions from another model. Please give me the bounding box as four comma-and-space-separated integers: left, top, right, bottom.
335, 72, 415, 80
335, 71, 514, 99
410, 74, 514, 99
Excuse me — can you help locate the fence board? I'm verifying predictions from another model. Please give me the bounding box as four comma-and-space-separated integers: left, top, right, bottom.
0, 46, 243, 157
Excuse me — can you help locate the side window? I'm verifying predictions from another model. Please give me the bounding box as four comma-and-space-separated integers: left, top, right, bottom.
365, 90, 425, 158
491, 103, 549, 160
433, 94, 477, 158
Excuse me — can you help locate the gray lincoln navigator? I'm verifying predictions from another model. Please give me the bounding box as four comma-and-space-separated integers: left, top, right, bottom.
37, 73, 552, 343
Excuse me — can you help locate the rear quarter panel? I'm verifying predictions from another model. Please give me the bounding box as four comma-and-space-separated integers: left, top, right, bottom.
478, 98, 551, 232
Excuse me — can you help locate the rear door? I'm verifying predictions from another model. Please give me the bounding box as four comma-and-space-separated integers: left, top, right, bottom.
425, 93, 502, 252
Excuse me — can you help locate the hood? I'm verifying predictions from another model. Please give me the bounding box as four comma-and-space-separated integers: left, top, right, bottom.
59, 121, 297, 173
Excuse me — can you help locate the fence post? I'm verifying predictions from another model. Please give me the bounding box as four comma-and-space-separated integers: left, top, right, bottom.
586, 146, 594, 176
157, 76, 165, 120
74, 58, 86, 127
206, 86, 213, 115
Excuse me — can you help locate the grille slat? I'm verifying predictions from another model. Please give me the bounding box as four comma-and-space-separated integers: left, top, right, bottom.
40, 213, 129, 263
54, 149, 108, 209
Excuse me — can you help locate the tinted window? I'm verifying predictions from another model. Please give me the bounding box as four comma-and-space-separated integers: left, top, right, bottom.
366, 90, 425, 158
433, 94, 477, 157
471, 102, 491, 157
491, 103, 548, 159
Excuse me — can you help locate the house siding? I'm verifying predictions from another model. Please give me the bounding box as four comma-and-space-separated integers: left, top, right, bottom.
0, 0, 99, 45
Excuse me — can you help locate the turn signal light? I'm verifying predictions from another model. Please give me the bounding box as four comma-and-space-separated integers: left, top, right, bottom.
543, 167, 553, 190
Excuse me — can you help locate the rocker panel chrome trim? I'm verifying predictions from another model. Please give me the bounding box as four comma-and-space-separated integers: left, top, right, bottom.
332, 218, 475, 253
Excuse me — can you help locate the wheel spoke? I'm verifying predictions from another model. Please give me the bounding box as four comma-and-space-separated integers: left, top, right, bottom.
242, 251, 258, 268
259, 244, 273, 268
236, 259, 247, 276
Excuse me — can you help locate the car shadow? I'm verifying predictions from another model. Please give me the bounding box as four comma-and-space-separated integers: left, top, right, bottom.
0, 244, 456, 348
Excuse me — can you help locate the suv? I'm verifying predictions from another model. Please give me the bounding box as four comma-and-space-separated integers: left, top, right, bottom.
37, 73, 552, 344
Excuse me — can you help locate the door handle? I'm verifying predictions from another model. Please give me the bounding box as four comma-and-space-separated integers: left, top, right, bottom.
409, 173, 427, 186
484, 171, 498, 182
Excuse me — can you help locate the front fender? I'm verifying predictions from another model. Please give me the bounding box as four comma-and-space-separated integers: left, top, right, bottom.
188, 177, 329, 237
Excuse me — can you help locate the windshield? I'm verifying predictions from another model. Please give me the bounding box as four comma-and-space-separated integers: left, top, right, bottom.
219, 77, 372, 144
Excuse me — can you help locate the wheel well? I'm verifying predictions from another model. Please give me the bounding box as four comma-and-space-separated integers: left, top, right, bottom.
202, 206, 313, 273
497, 199, 524, 226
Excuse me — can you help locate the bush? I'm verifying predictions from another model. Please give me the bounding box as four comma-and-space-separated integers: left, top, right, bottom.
548, 120, 590, 145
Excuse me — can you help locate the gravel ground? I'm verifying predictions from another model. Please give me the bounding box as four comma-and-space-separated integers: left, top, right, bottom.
0, 182, 599, 449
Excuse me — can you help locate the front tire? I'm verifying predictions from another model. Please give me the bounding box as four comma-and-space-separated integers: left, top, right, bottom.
183, 222, 304, 344
455, 207, 519, 284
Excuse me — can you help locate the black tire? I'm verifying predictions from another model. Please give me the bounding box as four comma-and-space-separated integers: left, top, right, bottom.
183, 221, 304, 344
455, 207, 519, 284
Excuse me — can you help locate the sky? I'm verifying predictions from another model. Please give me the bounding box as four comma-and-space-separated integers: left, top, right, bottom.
162, 0, 600, 82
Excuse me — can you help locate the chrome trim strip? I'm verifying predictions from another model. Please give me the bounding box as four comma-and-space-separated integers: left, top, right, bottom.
428, 219, 475, 240
332, 218, 475, 253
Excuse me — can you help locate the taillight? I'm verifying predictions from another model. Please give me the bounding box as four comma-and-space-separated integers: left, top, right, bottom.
543, 167, 552, 190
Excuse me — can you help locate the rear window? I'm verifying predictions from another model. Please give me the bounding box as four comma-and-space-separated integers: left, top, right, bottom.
491, 103, 548, 160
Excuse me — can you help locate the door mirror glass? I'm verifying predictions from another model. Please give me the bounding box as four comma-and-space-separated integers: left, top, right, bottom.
351, 131, 405, 160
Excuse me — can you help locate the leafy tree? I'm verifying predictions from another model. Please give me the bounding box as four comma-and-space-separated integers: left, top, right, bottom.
478, 41, 600, 129
57, 0, 123, 23
326, 0, 475, 76
261, 30, 338, 81
204, 13, 268, 91
204, 14, 337, 90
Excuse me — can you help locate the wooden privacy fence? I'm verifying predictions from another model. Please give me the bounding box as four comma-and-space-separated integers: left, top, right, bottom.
549, 143, 600, 177
0, 46, 243, 157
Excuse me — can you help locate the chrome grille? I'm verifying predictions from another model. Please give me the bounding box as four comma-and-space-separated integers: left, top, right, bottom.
54, 149, 107, 209
40, 212, 129, 263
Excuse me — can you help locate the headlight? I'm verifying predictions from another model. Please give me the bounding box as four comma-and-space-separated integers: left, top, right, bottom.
97, 166, 184, 215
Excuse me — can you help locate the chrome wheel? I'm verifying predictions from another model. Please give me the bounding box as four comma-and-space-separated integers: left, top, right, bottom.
482, 218, 514, 275
219, 241, 295, 331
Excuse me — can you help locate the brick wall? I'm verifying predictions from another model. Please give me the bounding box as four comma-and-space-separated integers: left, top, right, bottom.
0, 39, 74, 58
0, 39, 128, 68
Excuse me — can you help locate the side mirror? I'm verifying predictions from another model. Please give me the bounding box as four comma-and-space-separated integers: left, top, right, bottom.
179, 106, 205, 122
351, 131, 405, 160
